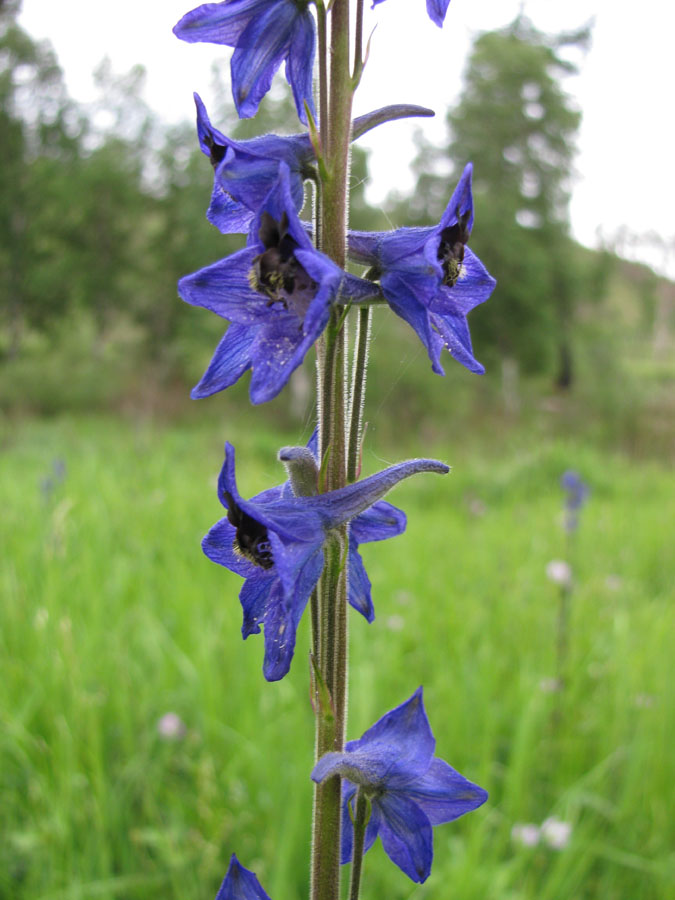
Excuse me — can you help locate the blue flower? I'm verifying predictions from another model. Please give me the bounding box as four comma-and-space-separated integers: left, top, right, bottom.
193, 92, 314, 234
174, 0, 316, 123
348, 163, 496, 376
372, 0, 451, 28
192, 96, 435, 234
215, 854, 271, 900
202, 443, 448, 680
312, 687, 487, 883
178, 163, 377, 404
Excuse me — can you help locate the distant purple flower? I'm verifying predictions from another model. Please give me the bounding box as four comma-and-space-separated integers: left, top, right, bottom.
511, 823, 541, 847
372, 0, 451, 28
178, 163, 377, 404
173, 0, 315, 123
541, 816, 572, 850
215, 854, 271, 900
560, 470, 589, 532
348, 163, 495, 376
312, 688, 487, 882
202, 444, 448, 680
157, 712, 187, 740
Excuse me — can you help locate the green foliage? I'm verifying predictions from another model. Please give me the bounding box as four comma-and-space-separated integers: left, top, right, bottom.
1, 415, 672, 899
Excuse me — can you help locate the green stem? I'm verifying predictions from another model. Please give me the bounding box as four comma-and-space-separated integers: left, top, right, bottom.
347, 305, 372, 483
348, 790, 371, 900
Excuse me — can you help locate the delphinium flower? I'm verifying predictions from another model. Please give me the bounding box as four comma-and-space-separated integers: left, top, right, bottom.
372, 0, 451, 29
202, 444, 448, 680
311, 687, 487, 883
215, 854, 272, 900
193, 95, 437, 234
174, 0, 316, 123
560, 470, 589, 532
347, 163, 496, 376
193, 92, 315, 234
178, 163, 378, 403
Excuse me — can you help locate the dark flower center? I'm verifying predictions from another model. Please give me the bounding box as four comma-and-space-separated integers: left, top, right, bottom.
250, 211, 316, 316
437, 207, 471, 287
223, 491, 274, 569
205, 132, 226, 168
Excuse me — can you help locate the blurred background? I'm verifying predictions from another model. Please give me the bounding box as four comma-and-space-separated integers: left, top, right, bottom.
1, 1, 673, 898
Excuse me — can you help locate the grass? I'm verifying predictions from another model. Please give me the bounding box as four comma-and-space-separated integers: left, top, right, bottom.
1, 412, 673, 900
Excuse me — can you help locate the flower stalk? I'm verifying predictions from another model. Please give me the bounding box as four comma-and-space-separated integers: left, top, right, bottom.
348, 790, 370, 900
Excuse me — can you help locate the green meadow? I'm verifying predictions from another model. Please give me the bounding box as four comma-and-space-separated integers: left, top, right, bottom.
1, 412, 673, 900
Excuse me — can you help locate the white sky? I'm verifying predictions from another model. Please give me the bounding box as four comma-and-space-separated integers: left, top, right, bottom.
18, 0, 675, 275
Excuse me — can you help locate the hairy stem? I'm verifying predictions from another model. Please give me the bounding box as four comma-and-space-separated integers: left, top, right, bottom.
348, 790, 370, 900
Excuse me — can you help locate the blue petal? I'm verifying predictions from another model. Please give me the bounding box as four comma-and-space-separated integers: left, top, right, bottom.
259, 584, 300, 681
239, 570, 278, 637
350, 500, 406, 544
202, 518, 259, 579
267, 529, 324, 611
312, 689, 436, 788
248, 315, 326, 405
191, 324, 255, 399
347, 688, 436, 785
174, 0, 270, 46
284, 4, 317, 122
426, 0, 452, 27
215, 853, 272, 900
379, 270, 446, 374
406, 757, 488, 825
428, 247, 496, 317
230, 0, 313, 120
431, 310, 485, 375
208, 177, 255, 234
439, 162, 473, 233
178, 248, 272, 324
373, 792, 433, 883
347, 545, 375, 622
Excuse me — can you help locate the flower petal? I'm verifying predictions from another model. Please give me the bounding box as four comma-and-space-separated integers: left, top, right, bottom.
174, 0, 270, 46
426, 0, 452, 28
215, 852, 272, 900
202, 519, 259, 579
428, 248, 496, 318
229, 1, 296, 118
374, 792, 433, 883
191, 324, 255, 399
347, 688, 435, 784
380, 270, 446, 374
284, 4, 317, 122
347, 545, 375, 622
178, 249, 272, 324
431, 310, 485, 374
248, 316, 326, 405
239, 569, 278, 637
406, 757, 488, 824
350, 500, 406, 544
